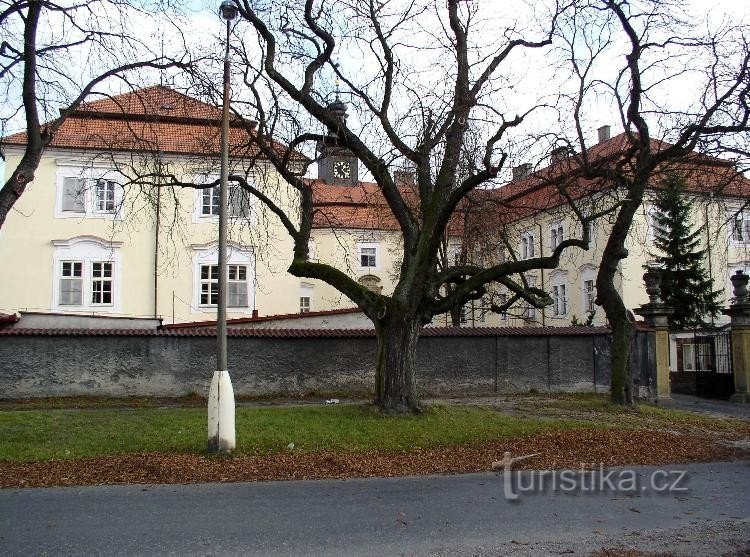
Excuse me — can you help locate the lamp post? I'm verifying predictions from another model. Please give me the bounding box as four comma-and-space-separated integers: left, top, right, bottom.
207, 0, 238, 454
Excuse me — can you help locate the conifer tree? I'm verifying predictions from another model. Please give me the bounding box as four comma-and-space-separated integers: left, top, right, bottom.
650, 174, 722, 329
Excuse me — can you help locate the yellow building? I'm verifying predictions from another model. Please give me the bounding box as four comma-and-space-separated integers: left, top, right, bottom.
2, 87, 748, 329
0, 87, 319, 323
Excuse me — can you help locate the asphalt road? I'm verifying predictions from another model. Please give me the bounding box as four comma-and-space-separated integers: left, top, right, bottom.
1, 461, 748, 556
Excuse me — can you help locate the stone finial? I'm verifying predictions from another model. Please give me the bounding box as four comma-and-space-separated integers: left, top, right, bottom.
643, 266, 663, 304
731, 270, 749, 302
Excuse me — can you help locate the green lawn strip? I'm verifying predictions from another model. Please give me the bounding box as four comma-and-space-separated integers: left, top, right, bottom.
0, 405, 591, 462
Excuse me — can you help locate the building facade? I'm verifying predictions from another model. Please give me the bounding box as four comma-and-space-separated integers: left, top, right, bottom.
2, 86, 749, 329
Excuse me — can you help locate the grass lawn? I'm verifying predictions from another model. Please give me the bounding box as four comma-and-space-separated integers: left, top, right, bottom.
1, 394, 747, 463
0, 404, 591, 462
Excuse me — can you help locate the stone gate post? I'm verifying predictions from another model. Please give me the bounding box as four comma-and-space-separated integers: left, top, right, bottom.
634, 266, 674, 401
723, 270, 750, 403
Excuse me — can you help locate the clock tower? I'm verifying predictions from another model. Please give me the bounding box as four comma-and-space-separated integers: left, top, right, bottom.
317, 96, 359, 186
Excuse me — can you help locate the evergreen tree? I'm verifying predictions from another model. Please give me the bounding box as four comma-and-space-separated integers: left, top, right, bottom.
649, 173, 722, 329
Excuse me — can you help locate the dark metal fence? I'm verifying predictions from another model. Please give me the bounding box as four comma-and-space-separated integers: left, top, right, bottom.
671, 330, 734, 399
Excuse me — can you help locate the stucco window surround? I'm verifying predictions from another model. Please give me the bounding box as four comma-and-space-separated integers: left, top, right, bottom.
51, 236, 123, 313
357, 242, 380, 271
549, 270, 569, 317
300, 283, 314, 313
579, 264, 598, 314
54, 163, 124, 220
191, 242, 255, 313
192, 173, 255, 223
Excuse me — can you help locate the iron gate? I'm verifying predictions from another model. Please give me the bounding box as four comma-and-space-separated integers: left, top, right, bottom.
691, 331, 734, 399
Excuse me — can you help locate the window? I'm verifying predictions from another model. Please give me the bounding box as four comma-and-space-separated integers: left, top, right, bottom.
552, 284, 568, 316
682, 344, 696, 371
59, 260, 114, 307
200, 265, 219, 306
52, 237, 122, 313
521, 232, 536, 259
94, 180, 116, 213
550, 223, 564, 250
192, 244, 254, 313
91, 262, 113, 305
202, 187, 220, 216
56, 168, 123, 219
59, 262, 83, 306
358, 243, 379, 268
681, 343, 710, 371
731, 211, 750, 244
498, 293, 508, 320
459, 305, 468, 324
583, 279, 596, 313
195, 180, 253, 220
228, 265, 248, 307
523, 276, 537, 320
198, 264, 249, 307
300, 283, 313, 313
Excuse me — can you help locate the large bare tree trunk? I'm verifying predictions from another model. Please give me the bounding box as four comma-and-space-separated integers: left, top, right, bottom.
605, 300, 636, 406
374, 310, 421, 413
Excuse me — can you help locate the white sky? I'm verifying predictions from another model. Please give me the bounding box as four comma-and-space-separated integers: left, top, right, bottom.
2, 0, 748, 180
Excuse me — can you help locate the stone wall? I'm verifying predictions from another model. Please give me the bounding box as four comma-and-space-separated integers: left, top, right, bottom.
0, 328, 613, 399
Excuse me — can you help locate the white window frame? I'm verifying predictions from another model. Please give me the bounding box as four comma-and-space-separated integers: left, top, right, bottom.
192, 243, 254, 313
551, 283, 568, 317
583, 279, 596, 313
51, 236, 123, 313
55, 164, 124, 220
357, 242, 379, 270
523, 276, 537, 320
549, 222, 564, 251
90, 261, 115, 306
520, 231, 536, 259
193, 174, 255, 223
730, 210, 750, 245
300, 283, 313, 313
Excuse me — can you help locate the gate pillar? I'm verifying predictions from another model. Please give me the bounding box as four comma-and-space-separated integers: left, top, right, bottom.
634, 266, 674, 401
723, 271, 750, 403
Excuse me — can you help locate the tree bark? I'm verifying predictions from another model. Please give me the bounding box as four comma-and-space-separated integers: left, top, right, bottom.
374, 310, 421, 413
608, 305, 635, 406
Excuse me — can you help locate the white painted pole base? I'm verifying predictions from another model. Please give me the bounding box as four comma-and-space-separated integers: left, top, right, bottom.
207, 370, 236, 453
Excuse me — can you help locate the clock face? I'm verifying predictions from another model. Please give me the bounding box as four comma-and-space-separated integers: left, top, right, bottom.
333, 161, 351, 179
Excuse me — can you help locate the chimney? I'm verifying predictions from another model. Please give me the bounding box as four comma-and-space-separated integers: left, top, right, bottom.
512, 163, 532, 181
597, 125, 611, 143
394, 169, 415, 186
550, 146, 570, 165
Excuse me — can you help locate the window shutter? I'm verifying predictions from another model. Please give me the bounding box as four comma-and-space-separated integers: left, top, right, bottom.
61, 177, 85, 212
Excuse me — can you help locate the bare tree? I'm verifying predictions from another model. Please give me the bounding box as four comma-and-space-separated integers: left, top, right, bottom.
166, 0, 605, 414
548, 0, 750, 405
0, 0, 191, 228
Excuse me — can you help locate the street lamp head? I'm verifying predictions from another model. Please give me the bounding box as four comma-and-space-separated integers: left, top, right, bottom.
219, 1, 238, 21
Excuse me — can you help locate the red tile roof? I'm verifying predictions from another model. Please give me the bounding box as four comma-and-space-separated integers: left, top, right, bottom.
2, 85, 303, 160
0, 326, 611, 338
307, 132, 750, 232
164, 307, 363, 330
